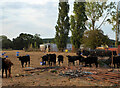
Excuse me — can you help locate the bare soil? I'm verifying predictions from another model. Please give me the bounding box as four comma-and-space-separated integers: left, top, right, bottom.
1, 50, 120, 87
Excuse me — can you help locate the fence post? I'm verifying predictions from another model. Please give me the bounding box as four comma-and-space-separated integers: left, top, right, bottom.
112, 51, 113, 68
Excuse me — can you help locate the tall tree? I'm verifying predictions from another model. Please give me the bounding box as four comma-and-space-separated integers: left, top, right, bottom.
85, 1, 115, 30
55, 0, 70, 51
70, 1, 87, 50
107, 2, 120, 47
33, 34, 43, 48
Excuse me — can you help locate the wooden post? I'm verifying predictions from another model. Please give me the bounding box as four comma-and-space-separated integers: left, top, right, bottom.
112, 51, 113, 67
118, 45, 120, 55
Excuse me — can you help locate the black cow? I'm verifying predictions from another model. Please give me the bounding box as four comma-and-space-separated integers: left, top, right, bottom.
41, 54, 49, 65
1, 57, 13, 78
66, 55, 76, 66
48, 54, 56, 66
17, 55, 30, 68
66, 55, 84, 66
100, 56, 120, 68
41, 54, 56, 66
113, 56, 120, 68
82, 55, 98, 68
57, 55, 64, 66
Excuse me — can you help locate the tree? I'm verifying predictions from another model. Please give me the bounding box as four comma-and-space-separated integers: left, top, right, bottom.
70, 1, 87, 50
55, 0, 70, 51
13, 33, 34, 50
82, 29, 111, 49
13, 33, 43, 50
33, 34, 43, 48
0, 35, 13, 49
85, 1, 116, 30
19, 33, 34, 49
107, 2, 120, 47
12, 37, 25, 50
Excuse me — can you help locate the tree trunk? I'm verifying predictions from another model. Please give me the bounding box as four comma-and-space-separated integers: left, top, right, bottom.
92, 19, 95, 30
115, 29, 118, 47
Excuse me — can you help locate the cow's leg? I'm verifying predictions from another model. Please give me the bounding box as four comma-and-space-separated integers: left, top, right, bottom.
49, 61, 52, 66
95, 63, 98, 68
48, 61, 50, 66
51, 62, 52, 66
29, 61, 30, 67
21, 62, 24, 68
75, 61, 77, 65
68, 61, 69, 66
62, 61, 63, 66
42, 61, 44, 66
117, 63, 119, 68
81, 62, 82, 65
54, 62, 56, 66
89, 63, 92, 67
59, 61, 60, 66
8, 68, 12, 77
79, 60, 80, 65
73, 61, 75, 66
85, 62, 87, 67
2, 68, 4, 78
114, 63, 115, 68
25, 62, 27, 67
5, 68, 7, 78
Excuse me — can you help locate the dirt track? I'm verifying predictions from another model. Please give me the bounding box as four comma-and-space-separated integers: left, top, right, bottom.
1, 50, 120, 87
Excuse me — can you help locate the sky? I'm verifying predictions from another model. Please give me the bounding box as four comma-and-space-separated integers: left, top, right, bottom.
0, 0, 120, 41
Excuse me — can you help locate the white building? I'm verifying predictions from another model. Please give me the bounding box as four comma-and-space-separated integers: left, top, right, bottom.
40, 43, 72, 52
66, 43, 72, 51
40, 43, 58, 52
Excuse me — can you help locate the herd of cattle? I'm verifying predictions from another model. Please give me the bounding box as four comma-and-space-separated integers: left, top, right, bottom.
0, 49, 120, 78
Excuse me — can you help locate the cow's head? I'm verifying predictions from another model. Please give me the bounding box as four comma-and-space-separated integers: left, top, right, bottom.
17, 56, 22, 61
2, 58, 6, 61
66, 55, 71, 59
76, 51, 81, 56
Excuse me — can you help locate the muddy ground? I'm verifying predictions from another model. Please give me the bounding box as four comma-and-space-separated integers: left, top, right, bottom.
0, 50, 120, 87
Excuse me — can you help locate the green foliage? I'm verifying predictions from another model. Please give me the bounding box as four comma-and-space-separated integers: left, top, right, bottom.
13, 37, 25, 50
29, 43, 33, 49
84, 1, 116, 48
85, 2, 116, 30
13, 33, 43, 50
70, 1, 87, 49
33, 34, 43, 48
0, 35, 13, 49
34, 42, 37, 48
82, 29, 111, 49
107, 2, 119, 46
13, 33, 33, 50
55, 1, 70, 51
42, 38, 55, 43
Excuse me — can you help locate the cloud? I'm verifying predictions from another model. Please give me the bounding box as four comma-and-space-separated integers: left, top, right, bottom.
0, 0, 58, 6
0, 0, 117, 40
0, 1, 58, 40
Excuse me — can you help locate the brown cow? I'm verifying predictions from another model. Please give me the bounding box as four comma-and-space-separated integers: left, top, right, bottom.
1, 57, 13, 78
